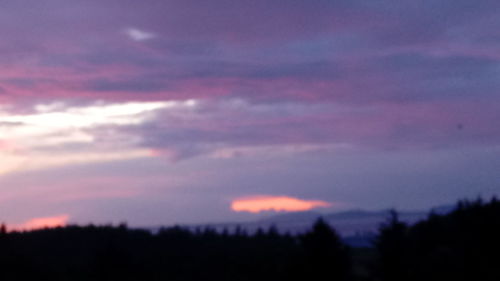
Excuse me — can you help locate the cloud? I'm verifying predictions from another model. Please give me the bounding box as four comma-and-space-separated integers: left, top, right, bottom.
2, 95, 496, 175
87, 77, 169, 92
0, 149, 153, 176
11, 214, 69, 231
132, 98, 500, 162
231, 196, 331, 213
0, 0, 499, 107
0, 100, 187, 175
0, 101, 170, 148
0, 0, 498, 226
125, 27, 156, 41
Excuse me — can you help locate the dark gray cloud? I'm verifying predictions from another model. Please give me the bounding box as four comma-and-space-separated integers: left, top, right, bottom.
87, 78, 170, 93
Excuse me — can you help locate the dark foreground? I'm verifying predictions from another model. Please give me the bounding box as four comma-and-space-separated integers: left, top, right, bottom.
1, 198, 499, 281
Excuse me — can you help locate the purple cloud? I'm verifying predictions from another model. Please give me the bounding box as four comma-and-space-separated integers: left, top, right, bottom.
0, 0, 499, 226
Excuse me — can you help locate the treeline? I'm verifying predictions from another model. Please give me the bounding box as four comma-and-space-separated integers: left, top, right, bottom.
0, 198, 499, 281
376, 198, 500, 281
0, 219, 349, 281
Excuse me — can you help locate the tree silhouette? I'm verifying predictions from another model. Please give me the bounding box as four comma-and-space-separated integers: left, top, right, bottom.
1, 198, 499, 281
375, 210, 409, 281
298, 218, 352, 281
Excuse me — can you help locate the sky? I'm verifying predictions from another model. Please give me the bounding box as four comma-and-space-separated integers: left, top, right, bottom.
0, 0, 499, 229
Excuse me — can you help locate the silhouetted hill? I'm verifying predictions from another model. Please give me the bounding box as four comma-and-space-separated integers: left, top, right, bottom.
172, 206, 452, 238
147, 205, 452, 247
0, 198, 497, 281
259, 209, 426, 235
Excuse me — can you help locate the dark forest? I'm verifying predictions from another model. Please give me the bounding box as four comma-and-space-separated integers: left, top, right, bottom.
1, 198, 499, 281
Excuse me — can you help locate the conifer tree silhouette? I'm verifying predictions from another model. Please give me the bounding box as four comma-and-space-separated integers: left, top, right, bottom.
375, 210, 409, 281
299, 218, 352, 281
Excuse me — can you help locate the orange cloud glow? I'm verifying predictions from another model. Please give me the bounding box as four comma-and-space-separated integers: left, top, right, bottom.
12, 214, 70, 231
231, 196, 331, 213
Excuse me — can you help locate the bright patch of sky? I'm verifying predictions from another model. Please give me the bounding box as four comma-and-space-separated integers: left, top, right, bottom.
0, 100, 196, 175
125, 27, 156, 41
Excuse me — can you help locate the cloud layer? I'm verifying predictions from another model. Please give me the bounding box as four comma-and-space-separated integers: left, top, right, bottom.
11, 215, 69, 231
231, 196, 331, 213
0, 0, 498, 226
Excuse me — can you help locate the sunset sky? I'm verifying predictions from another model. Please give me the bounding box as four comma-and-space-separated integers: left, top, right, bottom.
0, 0, 499, 228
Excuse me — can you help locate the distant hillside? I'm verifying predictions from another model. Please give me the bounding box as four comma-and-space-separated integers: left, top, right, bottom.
0, 199, 497, 281
162, 205, 454, 240
245, 209, 427, 236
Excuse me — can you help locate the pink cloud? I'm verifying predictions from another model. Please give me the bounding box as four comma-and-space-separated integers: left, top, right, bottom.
11, 214, 70, 231
0, 140, 13, 150
231, 195, 331, 213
